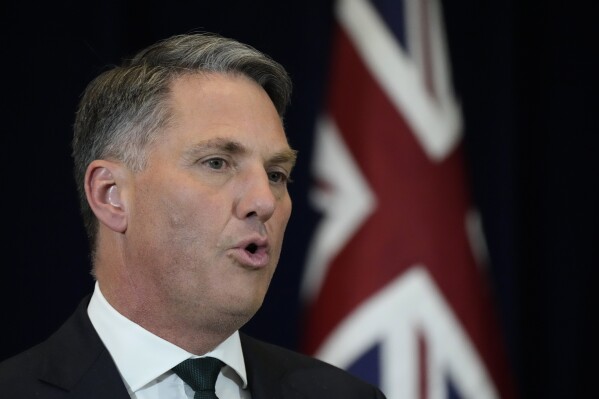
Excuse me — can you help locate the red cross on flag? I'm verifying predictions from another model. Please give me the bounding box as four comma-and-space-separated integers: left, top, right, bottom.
300, 1, 516, 398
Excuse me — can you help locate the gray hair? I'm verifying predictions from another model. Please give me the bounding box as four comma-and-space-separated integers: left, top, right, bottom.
72, 32, 292, 249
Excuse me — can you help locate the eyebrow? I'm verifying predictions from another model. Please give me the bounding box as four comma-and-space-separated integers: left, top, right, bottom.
186, 138, 245, 154
182, 138, 247, 163
185, 138, 298, 168
270, 148, 298, 170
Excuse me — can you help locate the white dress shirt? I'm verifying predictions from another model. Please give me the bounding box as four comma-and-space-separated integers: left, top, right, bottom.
87, 282, 251, 399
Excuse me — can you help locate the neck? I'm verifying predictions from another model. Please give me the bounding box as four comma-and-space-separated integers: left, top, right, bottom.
99, 278, 240, 354
92, 233, 246, 354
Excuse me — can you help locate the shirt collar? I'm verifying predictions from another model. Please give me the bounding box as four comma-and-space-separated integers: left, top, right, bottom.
87, 282, 248, 392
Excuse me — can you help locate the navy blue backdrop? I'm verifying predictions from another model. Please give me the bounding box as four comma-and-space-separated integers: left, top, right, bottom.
1, 1, 596, 398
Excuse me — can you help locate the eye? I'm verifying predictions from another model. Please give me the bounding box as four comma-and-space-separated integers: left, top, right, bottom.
268, 171, 290, 184
203, 158, 227, 170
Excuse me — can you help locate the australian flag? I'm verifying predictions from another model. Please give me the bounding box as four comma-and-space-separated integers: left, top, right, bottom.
300, 0, 516, 398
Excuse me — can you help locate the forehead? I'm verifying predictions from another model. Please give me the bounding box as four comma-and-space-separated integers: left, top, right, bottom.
157, 72, 291, 154
169, 72, 274, 113
168, 72, 278, 123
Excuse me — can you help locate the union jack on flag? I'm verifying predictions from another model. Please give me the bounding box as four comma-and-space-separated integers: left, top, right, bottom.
300, 0, 516, 398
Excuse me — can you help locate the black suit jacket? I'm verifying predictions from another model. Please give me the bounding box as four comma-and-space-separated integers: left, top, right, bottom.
0, 296, 386, 398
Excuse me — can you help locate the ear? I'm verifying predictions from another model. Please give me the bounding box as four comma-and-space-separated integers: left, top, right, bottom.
85, 160, 128, 233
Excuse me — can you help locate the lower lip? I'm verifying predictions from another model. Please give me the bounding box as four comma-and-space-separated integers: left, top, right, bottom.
228, 248, 270, 269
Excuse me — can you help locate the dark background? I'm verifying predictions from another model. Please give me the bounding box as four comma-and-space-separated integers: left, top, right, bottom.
1, 1, 597, 398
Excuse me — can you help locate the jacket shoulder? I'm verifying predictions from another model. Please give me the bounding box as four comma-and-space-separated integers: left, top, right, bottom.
0, 340, 56, 397
0, 295, 129, 399
240, 333, 387, 398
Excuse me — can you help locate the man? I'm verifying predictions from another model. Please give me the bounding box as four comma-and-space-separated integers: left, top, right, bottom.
0, 33, 386, 398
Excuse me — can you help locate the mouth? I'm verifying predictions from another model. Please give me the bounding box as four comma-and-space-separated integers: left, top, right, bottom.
230, 237, 270, 269
245, 243, 259, 254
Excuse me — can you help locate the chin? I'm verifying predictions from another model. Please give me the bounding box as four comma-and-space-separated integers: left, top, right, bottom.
215, 306, 260, 334
220, 289, 264, 313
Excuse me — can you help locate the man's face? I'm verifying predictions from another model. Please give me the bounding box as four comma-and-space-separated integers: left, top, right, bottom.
123, 73, 295, 334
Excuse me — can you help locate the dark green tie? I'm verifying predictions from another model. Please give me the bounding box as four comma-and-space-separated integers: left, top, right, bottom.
172, 357, 224, 399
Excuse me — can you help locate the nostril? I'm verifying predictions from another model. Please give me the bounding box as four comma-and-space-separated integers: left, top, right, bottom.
246, 243, 258, 254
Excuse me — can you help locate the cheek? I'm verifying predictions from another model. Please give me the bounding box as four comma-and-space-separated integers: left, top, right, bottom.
270, 198, 292, 243
148, 174, 224, 223
161, 192, 227, 245
133, 178, 224, 250
278, 197, 293, 228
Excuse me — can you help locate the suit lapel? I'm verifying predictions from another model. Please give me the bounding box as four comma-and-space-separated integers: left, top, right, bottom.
241, 333, 285, 399
240, 333, 309, 399
38, 295, 130, 398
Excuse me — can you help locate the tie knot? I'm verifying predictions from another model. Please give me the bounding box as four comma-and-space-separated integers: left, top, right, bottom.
172, 357, 224, 398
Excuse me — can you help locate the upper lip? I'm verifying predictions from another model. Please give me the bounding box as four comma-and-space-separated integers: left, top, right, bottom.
235, 236, 269, 252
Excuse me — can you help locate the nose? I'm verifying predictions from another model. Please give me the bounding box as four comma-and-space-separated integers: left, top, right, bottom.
234, 167, 277, 222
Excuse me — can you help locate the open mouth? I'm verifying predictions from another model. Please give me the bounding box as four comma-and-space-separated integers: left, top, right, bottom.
246, 243, 259, 254
231, 238, 270, 268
